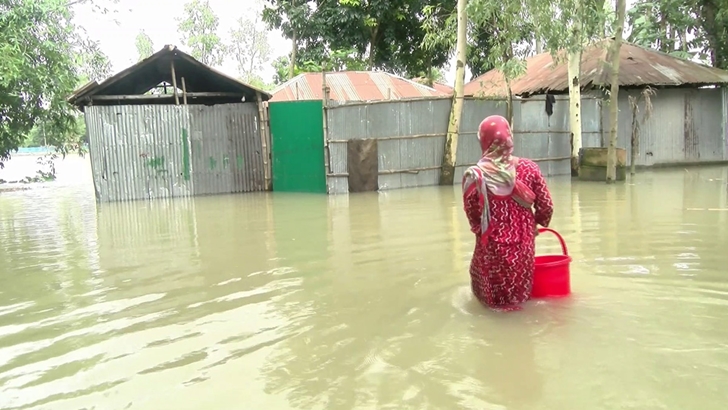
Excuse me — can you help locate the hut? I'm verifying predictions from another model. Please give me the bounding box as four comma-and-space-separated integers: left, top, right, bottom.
465, 39, 728, 170
68, 45, 273, 202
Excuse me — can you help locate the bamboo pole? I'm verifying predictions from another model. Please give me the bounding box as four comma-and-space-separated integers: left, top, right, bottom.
322, 71, 331, 179
181, 77, 188, 105
256, 92, 271, 190
170, 60, 179, 105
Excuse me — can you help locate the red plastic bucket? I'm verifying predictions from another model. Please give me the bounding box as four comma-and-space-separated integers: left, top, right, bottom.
531, 228, 572, 298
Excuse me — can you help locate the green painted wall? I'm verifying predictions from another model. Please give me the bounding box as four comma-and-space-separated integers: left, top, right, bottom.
269, 101, 327, 193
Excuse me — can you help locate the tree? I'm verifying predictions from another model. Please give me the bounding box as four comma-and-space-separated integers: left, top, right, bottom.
426, 0, 534, 121
135, 30, 154, 61
262, 0, 312, 76
439, 0, 467, 186
606, 0, 627, 182
0, 0, 82, 163
73, 36, 112, 83
263, 0, 453, 78
270, 49, 368, 86
229, 14, 271, 83
626, 0, 728, 69
524, 0, 609, 175
177, 0, 224, 66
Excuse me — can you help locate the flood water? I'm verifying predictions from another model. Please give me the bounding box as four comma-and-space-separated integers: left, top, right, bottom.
1, 156, 727, 409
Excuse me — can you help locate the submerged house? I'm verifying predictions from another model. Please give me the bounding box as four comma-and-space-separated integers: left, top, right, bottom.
68, 45, 272, 202
465, 39, 728, 168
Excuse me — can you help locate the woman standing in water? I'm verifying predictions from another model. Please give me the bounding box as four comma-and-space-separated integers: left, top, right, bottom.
462, 115, 554, 311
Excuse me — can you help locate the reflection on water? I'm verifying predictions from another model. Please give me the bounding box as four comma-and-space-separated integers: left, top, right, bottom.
0, 156, 727, 409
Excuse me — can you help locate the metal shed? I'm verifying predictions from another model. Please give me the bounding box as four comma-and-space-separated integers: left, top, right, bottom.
464, 39, 728, 168
68, 45, 273, 202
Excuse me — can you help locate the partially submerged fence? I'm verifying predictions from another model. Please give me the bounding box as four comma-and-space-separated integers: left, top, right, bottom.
267, 88, 727, 195
325, 95, 594, 194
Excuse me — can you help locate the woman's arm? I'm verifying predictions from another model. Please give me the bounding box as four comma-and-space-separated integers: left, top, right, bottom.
531, 166, 554, 228
463, 170, 483, 234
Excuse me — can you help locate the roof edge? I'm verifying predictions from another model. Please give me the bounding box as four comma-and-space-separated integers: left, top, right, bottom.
68, 45, 272, 106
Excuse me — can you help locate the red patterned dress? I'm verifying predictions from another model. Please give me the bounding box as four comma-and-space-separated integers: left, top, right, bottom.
463, 158, 554, 310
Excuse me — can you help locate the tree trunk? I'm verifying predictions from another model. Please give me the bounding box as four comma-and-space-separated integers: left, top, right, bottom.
568, 49, 582, 176
606, 0, 627, 183
289, 30, 297, 79
568, 0, 583, 177
367, 26, 379, 70
439, 0, 467, 186
700, 0, 725, 68
505, 78, 514, 124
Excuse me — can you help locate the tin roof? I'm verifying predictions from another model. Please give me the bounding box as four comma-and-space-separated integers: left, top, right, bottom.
410, 77, 455, 95
270, 71, 449, 102
432, 82, 455, 94
464, 39, 728, 97
68, 45, 271, 108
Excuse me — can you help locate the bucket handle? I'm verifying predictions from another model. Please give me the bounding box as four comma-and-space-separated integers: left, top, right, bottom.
538, 228, 569, 256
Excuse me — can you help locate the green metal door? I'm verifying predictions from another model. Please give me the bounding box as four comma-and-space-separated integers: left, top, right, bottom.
269, 100, 326, 193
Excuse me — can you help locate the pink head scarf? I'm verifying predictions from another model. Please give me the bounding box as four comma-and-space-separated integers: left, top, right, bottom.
462, 115, 536, 239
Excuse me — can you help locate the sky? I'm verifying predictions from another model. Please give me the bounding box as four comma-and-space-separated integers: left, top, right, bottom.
73, 0, 461, 86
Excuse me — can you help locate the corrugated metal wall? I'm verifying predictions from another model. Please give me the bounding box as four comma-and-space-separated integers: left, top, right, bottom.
325, 97, 574, 194
85, 103, 266, 202
188, 104, 266, 195
607, 88, 726, 167
324, 88, 727, 194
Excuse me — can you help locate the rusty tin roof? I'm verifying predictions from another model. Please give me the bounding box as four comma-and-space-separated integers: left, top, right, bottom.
270, 71, 449, 102
465, 39, 728, 97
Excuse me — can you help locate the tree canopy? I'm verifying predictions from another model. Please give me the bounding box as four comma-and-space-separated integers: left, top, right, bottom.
0, 0, 108, 162
262, 0, 453, 80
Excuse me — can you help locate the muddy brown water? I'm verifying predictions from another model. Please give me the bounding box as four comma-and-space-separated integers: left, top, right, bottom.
0, 156, 727, 409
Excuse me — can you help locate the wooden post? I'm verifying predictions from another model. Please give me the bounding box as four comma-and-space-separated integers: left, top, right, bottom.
629, 96, 639, 176
170, 60, 180, 105
256, 92, 272, 190
181, 77, 188, 105
439, 0, 467, 185
322, 71, 331, 181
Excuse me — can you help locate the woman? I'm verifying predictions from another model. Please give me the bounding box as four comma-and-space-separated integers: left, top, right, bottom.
462, 115, 554, 311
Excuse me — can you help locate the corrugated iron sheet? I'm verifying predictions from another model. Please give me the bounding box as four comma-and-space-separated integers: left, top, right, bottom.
324, 87, 727, 194
188, 103, 266, 195
611, 88, 725, 166
324, 97, 573, 193
85, 103, 266, 202
271, 71, 448, 102
465, 39, 728, 97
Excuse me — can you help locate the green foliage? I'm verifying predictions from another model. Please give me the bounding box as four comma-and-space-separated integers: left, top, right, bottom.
23, 115, 86, 148
177, 0, 224, 66
0, 0, 87, 165
229, 15, 271, 82
135, 30, 155, 61
423, 0, 530, 81
262, 0, 452, 78
423, 0, 612, 84
270, 50, 368, 85
245, 75, 275, 91
626, 0, 728, 68
73, 36, 112, 82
